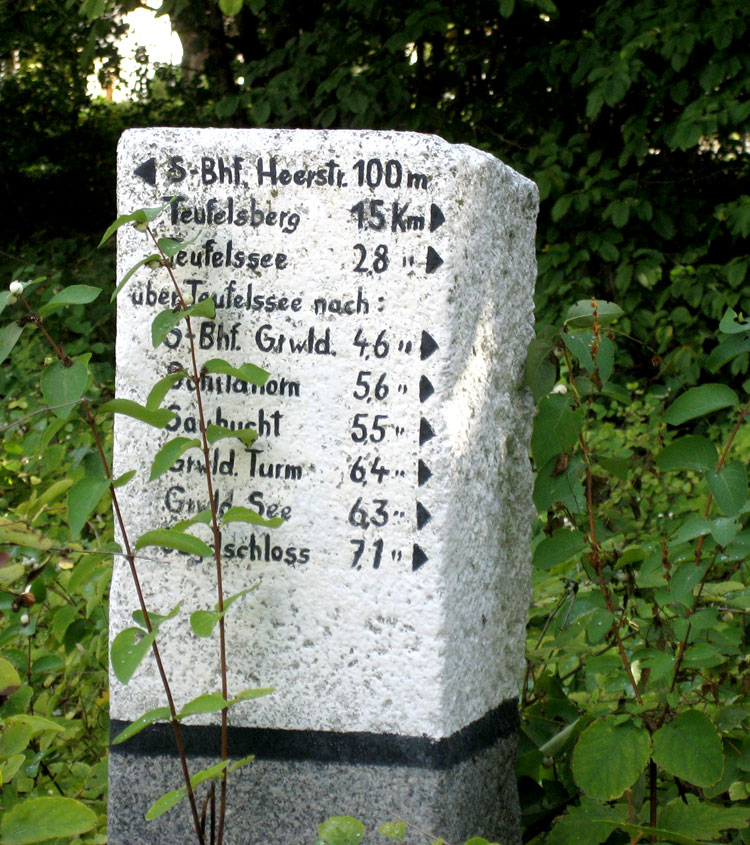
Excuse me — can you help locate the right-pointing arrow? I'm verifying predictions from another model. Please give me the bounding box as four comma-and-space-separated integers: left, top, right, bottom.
420, 331, 439, 360
429, 204, 445, 232
412, 544, 429, 571
416, 502, 432, 529
419, 418, 435, 446
419, 375, 434, 403
418, 459, 432, 486
426, 246, 443, 274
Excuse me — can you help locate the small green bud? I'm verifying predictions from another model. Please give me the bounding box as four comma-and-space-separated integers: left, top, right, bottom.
133, 221, 149, 232
721, 611, 734, 623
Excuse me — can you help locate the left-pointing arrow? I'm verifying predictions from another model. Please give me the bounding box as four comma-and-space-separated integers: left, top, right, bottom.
134, 158, 156, 186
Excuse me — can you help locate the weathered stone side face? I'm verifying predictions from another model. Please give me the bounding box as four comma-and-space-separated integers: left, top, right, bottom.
109, 128, 536, 844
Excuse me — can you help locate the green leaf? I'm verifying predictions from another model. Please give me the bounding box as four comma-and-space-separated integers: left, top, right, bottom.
146, 370, 186, 409
718, 308, 750, 334
562, 331, 594, 372
221, 506, 284, 528
0, 323, 24, 366
189, 610, 222, 637
658, 798, 750, 839
551, 194, 572, 222
572, 716, 651, 800
135, 529, 213, 558
219, 0, 243, 14
253, 100, 271, 124
50, 605, 76, 644
564, 300, 623, 327
99, 200, 172, 246
533, 454, 586, 514
0, 721, 31, 757
711, 516, 740, 547
33, 477, 74, 511
531, 394, 583, 468
652, 710, 723, 787
131, 602, 180, 632
111, 254, 161, 302
228, 687, 274, 706
596, 820, 699, 845
38, 284, 101, 316
112, 707, 172, 744
203, 357, 269, 387
525, 338, 557, 401
227, 754, 255, 774
663, 384, 739, 425
172, 509, 212, 531
111, 626, 157, 684
545, 797, 630, 845
317, 816, 366, 845
671, 515, 711, 544
189, 759, 230, 787
151, 298, 216, 348
670, 562, 707, 605
67, 476, 110, 538
40, 359, 88, 419
99, 398, 176, 428
31, 655, 64, 675
177, 693, 228, 719
1, 754, 26, 783
150, 437, 201, 480
0, 289, 15, 317
190, 584, 261, 637
499, 0, 515, 17
706, 334, 750, 372
0, 797, 97, 844
378, 822, 406, 840
706, 460, 747, 516
206, 423, 258, 448
145, 787, 185, 820
656, 436, 718, 473
113, 469, 136, 488
156, 236, 186, 258
539, 718, 581, 758
533, 530, 586, 570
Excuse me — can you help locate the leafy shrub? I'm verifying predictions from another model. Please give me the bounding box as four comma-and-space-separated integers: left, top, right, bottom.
521, 300, 750, 843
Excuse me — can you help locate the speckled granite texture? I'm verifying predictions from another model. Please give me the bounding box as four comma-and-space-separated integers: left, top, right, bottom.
109, 702, 521, 845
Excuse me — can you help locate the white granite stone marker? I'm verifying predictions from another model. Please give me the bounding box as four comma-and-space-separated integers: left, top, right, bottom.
108, 128, 537, 844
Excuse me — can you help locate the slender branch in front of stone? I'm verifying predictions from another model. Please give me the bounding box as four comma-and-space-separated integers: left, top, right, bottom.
150, 228, 231, 844
18, 296, 206, 845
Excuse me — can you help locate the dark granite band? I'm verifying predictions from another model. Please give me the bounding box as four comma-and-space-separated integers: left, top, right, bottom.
110, 698, 518, 770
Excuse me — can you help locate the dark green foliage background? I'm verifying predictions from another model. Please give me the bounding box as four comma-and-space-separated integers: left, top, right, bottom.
1, 0, 749, 842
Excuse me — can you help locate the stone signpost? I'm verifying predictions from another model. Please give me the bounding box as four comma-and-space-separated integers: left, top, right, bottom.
108, 128, 538, 844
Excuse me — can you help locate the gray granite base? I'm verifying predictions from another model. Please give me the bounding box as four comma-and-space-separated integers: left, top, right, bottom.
108, 708, 521, 844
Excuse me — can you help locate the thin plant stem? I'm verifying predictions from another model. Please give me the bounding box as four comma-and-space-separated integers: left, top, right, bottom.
150, 230, 230, 843
17, 293, 206, 845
